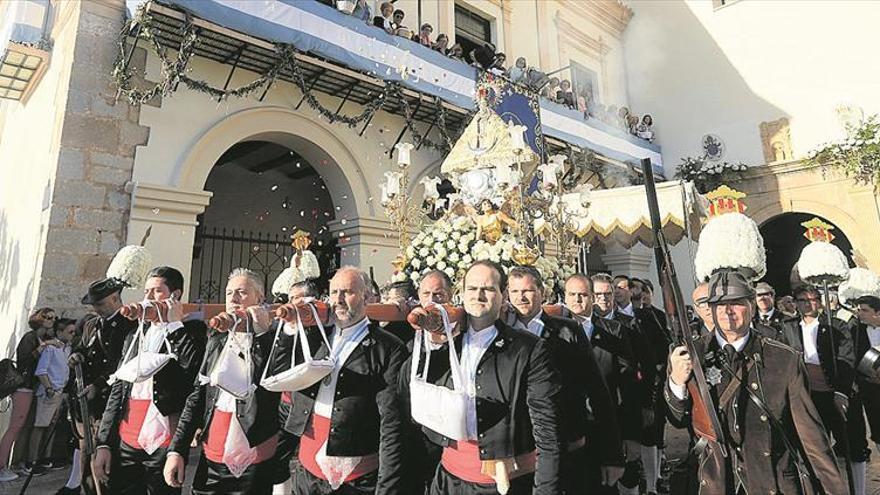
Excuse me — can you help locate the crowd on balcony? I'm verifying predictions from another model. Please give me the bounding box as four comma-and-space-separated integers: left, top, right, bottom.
327, 0, 656, 143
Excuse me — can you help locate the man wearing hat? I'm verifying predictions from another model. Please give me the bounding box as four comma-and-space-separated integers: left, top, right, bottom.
753, 282, 790, 338
65, 278, 139, 495
666, 270, 845, 494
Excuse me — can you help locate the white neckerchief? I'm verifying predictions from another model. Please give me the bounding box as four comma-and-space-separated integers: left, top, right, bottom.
715, 329, 750, 353
800, 319, 821, 365
461, 325, 498, 439
866, 325, 880, 348
313, 318, 370, 418
514, 310, 544, 337
213, 332, 258, 480
618, 303, 635, 318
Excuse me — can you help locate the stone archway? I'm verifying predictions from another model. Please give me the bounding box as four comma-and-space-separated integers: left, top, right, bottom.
758, 212, 855, 295
127, 107, 381, 295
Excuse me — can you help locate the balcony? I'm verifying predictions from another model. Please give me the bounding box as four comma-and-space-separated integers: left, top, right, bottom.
125, 0, 662, 175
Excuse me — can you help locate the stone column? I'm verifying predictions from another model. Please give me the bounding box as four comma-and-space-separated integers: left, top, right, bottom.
601, 244, 653, 280
36, 0, 151, 314
327, 216, 399, 284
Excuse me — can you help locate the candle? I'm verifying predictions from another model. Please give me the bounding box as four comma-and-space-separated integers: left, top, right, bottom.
395, 142, 414, 167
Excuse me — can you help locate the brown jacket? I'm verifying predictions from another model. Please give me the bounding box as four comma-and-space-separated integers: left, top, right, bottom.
664, 328, 845, 494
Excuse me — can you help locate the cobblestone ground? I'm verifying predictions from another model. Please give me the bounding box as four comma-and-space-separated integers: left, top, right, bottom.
3, 427, 880, 494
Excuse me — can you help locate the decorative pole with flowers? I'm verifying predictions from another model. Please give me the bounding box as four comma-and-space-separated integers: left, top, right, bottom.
508, 122, 529, 234
383, 142, 425, 272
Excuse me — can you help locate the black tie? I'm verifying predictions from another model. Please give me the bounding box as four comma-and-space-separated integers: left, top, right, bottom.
761, 314, 769, 324
723, 344, 739, 369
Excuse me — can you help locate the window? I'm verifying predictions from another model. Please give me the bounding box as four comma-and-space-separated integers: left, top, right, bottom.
570, 61, 600, 105
454, 4, 492, 59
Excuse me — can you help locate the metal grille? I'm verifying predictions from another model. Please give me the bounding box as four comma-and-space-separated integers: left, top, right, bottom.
189, 227, 339, 303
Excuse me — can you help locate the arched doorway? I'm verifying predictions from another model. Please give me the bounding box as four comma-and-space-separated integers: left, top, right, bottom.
189, 140, 340, 302
759, 212, 854, 295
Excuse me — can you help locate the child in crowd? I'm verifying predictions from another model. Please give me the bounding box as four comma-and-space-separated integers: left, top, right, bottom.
26, 318, 75, 475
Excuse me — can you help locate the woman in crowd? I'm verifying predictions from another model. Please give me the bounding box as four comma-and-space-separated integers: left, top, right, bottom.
0, 307, 61, 481
432, 33, 449, 54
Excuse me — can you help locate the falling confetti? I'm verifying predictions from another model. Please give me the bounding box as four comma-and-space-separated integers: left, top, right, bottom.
341, 219, 347, 225
335, 206, 341, 211
252, 245, 260, 252
271, 185, 279, 192
152, 208, 160, 215
339, 232, 345, 237
295, 162, 302, 168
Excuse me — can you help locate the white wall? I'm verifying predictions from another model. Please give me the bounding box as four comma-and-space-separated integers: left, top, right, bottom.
625, 0, 880, 175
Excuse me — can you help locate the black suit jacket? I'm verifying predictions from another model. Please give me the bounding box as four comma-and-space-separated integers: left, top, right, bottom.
779, 317, 855, 397
72, 312, 138, 418
399, 320, 563, 495
606, 309, 655, 409
283, 321, 406, 495
169, 329, 280, 458
753, 309, 793, 340
664, 331, 845, 494
584, 316, 640, 433
536, 313, 623, 466
97, 319, 207, 448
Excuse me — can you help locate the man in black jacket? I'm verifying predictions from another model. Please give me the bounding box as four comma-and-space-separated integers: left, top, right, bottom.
164, 268, 280, 494
93, 266, 207, 495
562, 273, 633, 493
845, 295, 880, 494
753, 282, 791, 338
67, 278, 138, 495
285, 266, 406, 495
402, 260, 563, 495
778, 285, 855, 461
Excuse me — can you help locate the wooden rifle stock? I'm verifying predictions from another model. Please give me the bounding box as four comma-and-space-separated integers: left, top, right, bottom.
640, 158, 727, 457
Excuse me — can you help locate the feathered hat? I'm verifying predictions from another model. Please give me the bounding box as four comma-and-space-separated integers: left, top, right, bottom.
796, 218, 850, 285
838, 267, 880, 304
83, 227, 153, 304
271, 230, 321, 298
694, 186, 767, 300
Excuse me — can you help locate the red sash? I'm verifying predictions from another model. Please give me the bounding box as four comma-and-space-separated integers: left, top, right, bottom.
441, 440, 537, 484
298, 414, 379, 482
203, 410, 278, 464
119, 399, 170, 450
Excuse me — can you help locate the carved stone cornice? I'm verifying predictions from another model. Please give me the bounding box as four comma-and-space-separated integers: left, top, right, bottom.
556, 16, 610, 60
559, 0, 633, 39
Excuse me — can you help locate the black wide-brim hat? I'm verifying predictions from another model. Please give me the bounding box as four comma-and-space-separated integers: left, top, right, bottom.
81, 277, 126, 305
707, 269, 756, 304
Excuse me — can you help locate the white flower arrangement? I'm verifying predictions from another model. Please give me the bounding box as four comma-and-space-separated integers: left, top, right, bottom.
797, 241, 850, 285
272, 267, 295, 297
403, 217, 570, 292
838, 268, 880, 303
106, 245, 153, 288
694, 212, 766, 282
271, 250, 321, 296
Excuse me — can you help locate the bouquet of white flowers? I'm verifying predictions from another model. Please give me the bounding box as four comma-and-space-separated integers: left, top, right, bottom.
694, 212, 766, 282
797, 242, 850, 285
106, 245, 153, 289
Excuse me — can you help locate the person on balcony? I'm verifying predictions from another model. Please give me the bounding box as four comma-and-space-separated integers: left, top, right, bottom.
391, 9, 410, 39
636, 114, 655, 143
432, 34, 449, 55
556, 80, 575, 109
541, 77, 559, 102
412, 23, 433, 47
508, 57, 527, 85
488, 53, 507, 77
373, 1, 393, 31
447, 43, 464, 61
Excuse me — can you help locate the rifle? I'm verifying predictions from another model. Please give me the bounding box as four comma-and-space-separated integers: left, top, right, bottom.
73, 362, 104, 495
640, 158, 727, 457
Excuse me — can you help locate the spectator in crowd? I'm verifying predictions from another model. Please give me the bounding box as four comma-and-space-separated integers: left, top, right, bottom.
412, 23, 433, 47
542, 77, 560, 102
627, 113, 640, 135
0, 308, 61, 481
26, 318, 75, 475
447, 43, 464, 61
489, 52, 507, 76
509, 56, 527, 84
576, 87, 592, 116
636, 114, 655, 142
778, 294, 798, 317
351, 0, 371, 23
618, 106, 631, 130
373, 2, 394, 32
391, 9, 409, 38
557, 79, 575, 108
432, 33, 449, 54
469, 42, 496, 69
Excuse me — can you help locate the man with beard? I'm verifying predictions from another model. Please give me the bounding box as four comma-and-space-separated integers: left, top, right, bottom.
286, 267, 406, 494
94, 267, 207, 495
60, 278, 138, 495
779, 285, 855, 463
403, 261, 563, 495
164, 268, 279, 494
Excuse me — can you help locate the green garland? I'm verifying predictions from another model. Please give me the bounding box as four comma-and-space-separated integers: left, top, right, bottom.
113, 7, 446, 132
806, 115, 880, 188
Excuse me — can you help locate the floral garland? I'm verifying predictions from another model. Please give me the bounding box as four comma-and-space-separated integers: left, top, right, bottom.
806, 115, 880, 188
674, 155, 748, 193
393, 216, 572, 295
112, 7, 421, 130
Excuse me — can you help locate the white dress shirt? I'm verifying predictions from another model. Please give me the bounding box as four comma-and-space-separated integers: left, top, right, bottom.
581, 318, 595, 340
313, 318, 370, 418
461, 325, 498, 439
602, 309, 615, 321
758, 309, 775, 323
867, 326, 880, 348
800, 319, 821, 365
618, 303, 635, 318
669, 330, 751, 400
514, 311, 545, 337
